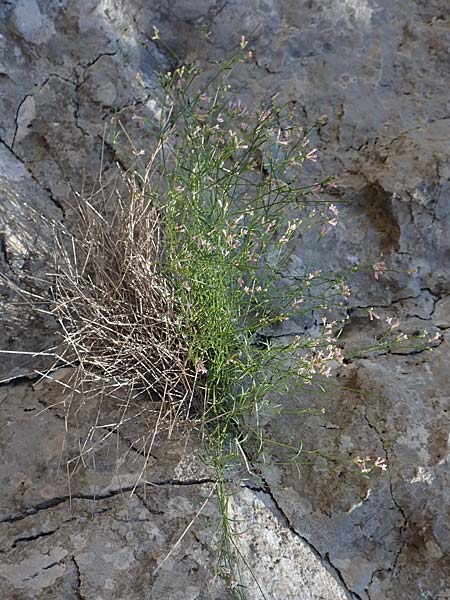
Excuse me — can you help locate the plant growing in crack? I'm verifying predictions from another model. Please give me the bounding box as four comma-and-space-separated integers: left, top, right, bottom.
14, 42, 437, 599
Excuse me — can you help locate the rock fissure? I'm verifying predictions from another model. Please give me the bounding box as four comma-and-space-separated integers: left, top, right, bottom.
362, 412, 408, 573
11, 526, 60, 548
349, 288, 438, 312
366, 566, 384, 598
0, 367, 63, 389
241, 475, 359, 599
77, 51, 119, 86
73, 84, 90, 138
11, 93, 34, 151
389, 537, 407, 581
0, 137, 65, 219
97, 424, 159, 462
0, 232, 10, 268
23, 558, 66, 582
0, 497, 68, 525
0, 478, 215, 524
71, 556, 85, 600
100, 138, 131, 174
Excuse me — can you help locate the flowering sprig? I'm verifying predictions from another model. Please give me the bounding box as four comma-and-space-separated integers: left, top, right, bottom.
353, 455, 388, 476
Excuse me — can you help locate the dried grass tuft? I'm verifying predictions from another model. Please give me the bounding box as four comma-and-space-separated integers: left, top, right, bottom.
51, 166, 202, 446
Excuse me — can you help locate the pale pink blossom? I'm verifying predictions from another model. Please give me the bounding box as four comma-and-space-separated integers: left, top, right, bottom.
368, 307, 380, 321
373, 261, 387, 280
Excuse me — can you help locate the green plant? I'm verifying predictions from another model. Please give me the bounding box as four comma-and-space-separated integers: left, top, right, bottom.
45, 44, 439, 598
150, 51, 351, 596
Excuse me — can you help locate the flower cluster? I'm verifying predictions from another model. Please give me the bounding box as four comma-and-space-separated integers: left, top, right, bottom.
354, 455, 388, 475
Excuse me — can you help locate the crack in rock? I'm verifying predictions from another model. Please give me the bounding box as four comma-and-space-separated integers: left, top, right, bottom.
97, 424, 158, 462
72, 556, 85, 600
78, 51, 118, 82
350, 287, 439, 312
0, 137, 65, 219
11, 93, 34, 151
12, 526, 60, 548
362, 412, 408, 582
0, 478, 215, 524
242, 480, 361, 599
24, 558, 65, 581
0, 232, 10, 268
0, 365, 72, 389
0, 497, 67, 525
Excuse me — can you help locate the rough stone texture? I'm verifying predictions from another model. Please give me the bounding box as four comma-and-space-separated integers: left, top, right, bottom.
0, 144, 61, 383
229, 489, 349, 600
0, 375, 349, 600
1, 0, 449, 598
254, 332, 450, 599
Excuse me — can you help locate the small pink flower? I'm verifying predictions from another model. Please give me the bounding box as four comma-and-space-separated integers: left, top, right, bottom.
373, 261, 387, 280
368, 307, 380, 321
374, 457, 387, 471
428, 332, 441, 343
329, 203, 339, 216
306, 148, 318, 162
386, 317, 400, 329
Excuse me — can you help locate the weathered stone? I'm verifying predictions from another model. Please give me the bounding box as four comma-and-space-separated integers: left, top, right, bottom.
1, 0, 450, 598
229, 489, 350, 600
0, 374, 357, 599
255, 332, 450, 598
0, 144, 61, 382
433, 295, 450, 329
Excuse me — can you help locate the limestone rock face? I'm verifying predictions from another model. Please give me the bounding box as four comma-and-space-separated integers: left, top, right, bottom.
0, 144, 61, 383
1, 1, 449, 599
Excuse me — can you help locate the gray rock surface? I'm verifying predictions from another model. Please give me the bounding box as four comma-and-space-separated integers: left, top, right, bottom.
1, 0, 449, 598
0, 144, 61, 383
0, 374, 348, 600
